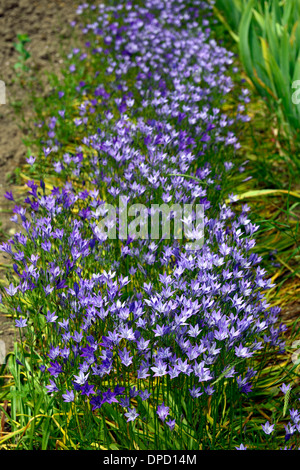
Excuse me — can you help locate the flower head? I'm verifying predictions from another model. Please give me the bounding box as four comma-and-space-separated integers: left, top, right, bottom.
15, 317, 27, 328
280, 383, 291, 394
157, 402, 170, 422
62, 389, 75, 402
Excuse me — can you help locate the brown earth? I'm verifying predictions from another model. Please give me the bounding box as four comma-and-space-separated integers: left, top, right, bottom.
0, 0, 85, 357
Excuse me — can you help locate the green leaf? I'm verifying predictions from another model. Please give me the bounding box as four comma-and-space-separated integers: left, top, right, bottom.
280, 27, 291, 89
252, 8, 265, 30
16, 34, 30, 43
14, 43, 26, 54
238, 0, 256, 79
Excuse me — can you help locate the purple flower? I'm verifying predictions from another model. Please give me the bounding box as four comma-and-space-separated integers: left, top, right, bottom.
166, 419, 176, 431
58, 319, 69, 330
5, 283, 19, 296
45, 310, 58, 323
101, 388, 119, 404
118, 347, 133, 367
235, 443, 247, 450
157, 402, 170, 422
4, 191, 14, 201
43, 285, 54, 297
129, 387, 139, 398
120, 397, 130, 408
48, 346, 60, 360
73, 370, 89, 385
189, 386, 203, 399
72, 331, 83, 343
114, 385, 125, 396
46, 380, 59, 393
56, 279, 68, 290
26, 155, 36, 165
15, 317, 27, 328
289, 409, 300, 424
80, 383, 95, 397
47, 361, 63, 378
235, 344, 253, 358
43, 147, 52, 157
2, 0, 284, 437
139, 389, 151, 401
151, 360, 168, 377
280, 383, 291, 394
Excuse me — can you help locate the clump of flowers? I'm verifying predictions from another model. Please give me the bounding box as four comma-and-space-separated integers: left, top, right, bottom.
0, 0, 292, 450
